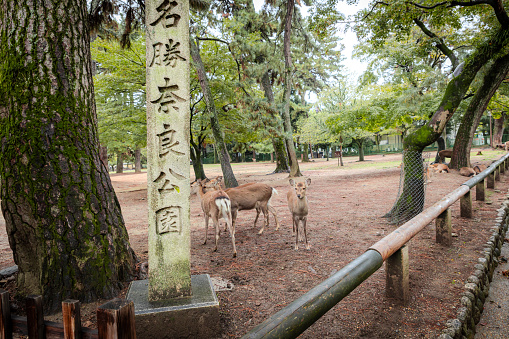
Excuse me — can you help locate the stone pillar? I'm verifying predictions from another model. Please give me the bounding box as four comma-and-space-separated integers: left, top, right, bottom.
476, 179, 485, 201
461, 190, 473, 218
436, 208, 452, 246
386, 245, 409, 304
146, 0, 191, 301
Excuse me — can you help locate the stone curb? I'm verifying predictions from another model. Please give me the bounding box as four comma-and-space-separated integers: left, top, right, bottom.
438, 199, 509, 339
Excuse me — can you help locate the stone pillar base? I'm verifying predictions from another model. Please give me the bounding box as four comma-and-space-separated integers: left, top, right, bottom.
126, 274, 220, 338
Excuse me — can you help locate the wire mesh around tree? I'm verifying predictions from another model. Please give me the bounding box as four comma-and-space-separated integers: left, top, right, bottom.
385, 150, 431, 225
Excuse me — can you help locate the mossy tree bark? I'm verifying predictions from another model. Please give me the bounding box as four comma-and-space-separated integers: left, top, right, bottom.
190, 37, 238, 187
282, 0, 302, 177
450, 52, 509, 169
261, 71, 289, 173
0, 0, 136, 311
387, 27, 509, 221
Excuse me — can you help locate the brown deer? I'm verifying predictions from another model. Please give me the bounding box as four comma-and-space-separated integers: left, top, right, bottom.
459, 167, 476, 177
203, 178, 280, 234
196, 179, 237, 257
225, 183, 280, 234
438, 149, 453, 163
287, 178, 311, 250
473, 164, 487, 174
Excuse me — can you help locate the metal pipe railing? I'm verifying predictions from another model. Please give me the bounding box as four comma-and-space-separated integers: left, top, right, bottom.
243, 152, 509, 338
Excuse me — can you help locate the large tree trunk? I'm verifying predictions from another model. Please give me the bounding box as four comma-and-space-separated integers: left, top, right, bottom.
116, 152, 124, 173
493, 113, 506, 146
0, 0, 136, 311
282, 0, 302, 177
387, 27, 509, 221
190, 37, 238, 187
261, 71, 289, 173
134, 148, 142, 173
99, 144, 108, 170
450, 52, 509, 169
190, 139, 206, 180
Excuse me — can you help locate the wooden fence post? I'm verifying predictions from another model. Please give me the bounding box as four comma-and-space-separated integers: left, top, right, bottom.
460, 190, 473, 218
0, 289, 12, 339
386, 245, 409, 304
62, 300, 82, 339
97, 299, 136, 339
436, 208, 452, 246
476, 179, 485, 201
500, 162, 506, 174
26, 295, 44, 339
487, 172, 495, 189
496, 167, 501, 181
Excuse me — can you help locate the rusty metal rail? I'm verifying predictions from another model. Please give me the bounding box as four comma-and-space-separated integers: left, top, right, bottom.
242, 152, 509, 339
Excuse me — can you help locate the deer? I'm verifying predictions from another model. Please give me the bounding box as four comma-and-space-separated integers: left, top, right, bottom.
438, 149, 453, 163
226, 183, 280, 234
473, 164, 487, 174
203, 178, 280, 235
196, 178, 237, 257
287, 178, 311, 250
459, 167, 476, 177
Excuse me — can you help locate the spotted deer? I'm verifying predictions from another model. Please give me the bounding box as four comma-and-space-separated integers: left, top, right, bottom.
287, 178, 311, 250
196, 179, 237, 257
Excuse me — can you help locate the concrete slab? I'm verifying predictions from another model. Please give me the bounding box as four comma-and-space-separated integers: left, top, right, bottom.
127, 274, 220, 338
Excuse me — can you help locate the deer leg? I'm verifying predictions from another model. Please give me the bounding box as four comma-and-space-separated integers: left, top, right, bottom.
268, 204, 280, 231
258, 205, 269, 235
253, 203, 261, 228
226, 212, 237, 258
303, 217, 310, 250
203, 214, 210, 245
213, 214, 220, 253
294, 217, 299, 250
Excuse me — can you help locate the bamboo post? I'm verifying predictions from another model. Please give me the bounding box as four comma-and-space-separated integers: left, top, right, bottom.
97, 299, 136, 339
436, 208, 452, 246
26, 295, 44, 339
460, 190, 473, 218
386, 245, 409, 304
0, 290, 12, 339
62, 300, 82, 339
487, 172, 495, 189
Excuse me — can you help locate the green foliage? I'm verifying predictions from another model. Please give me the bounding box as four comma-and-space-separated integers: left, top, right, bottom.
91, 31, 146, 155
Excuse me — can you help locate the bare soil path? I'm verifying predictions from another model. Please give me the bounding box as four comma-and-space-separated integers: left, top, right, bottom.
0, 149, 507, 338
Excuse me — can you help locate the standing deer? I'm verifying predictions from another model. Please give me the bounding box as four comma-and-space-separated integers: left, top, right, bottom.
225, 183, 280, 235
287, 178, 311, 250
196, 179, 237, 257
202, 178, 280, 234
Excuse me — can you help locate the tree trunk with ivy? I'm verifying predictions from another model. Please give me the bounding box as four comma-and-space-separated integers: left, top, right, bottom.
450, 52, 509, 169
0, 0, 137, 312
190, 37, 238, 187
387, 27, 509, 222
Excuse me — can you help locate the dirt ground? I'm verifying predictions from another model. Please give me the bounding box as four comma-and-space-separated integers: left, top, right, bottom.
1, 149, 508, 338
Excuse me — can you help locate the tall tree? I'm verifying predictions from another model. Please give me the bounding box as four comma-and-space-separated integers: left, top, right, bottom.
353, 0, 509, 220
450, 52, 509, 168
190, 37, 239, 187
0, 0, 136, 311
282, 0, 302, 177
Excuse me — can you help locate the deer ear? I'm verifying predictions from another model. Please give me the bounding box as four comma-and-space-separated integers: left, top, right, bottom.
289, 178, 295, 186
306, 178, 311, 186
